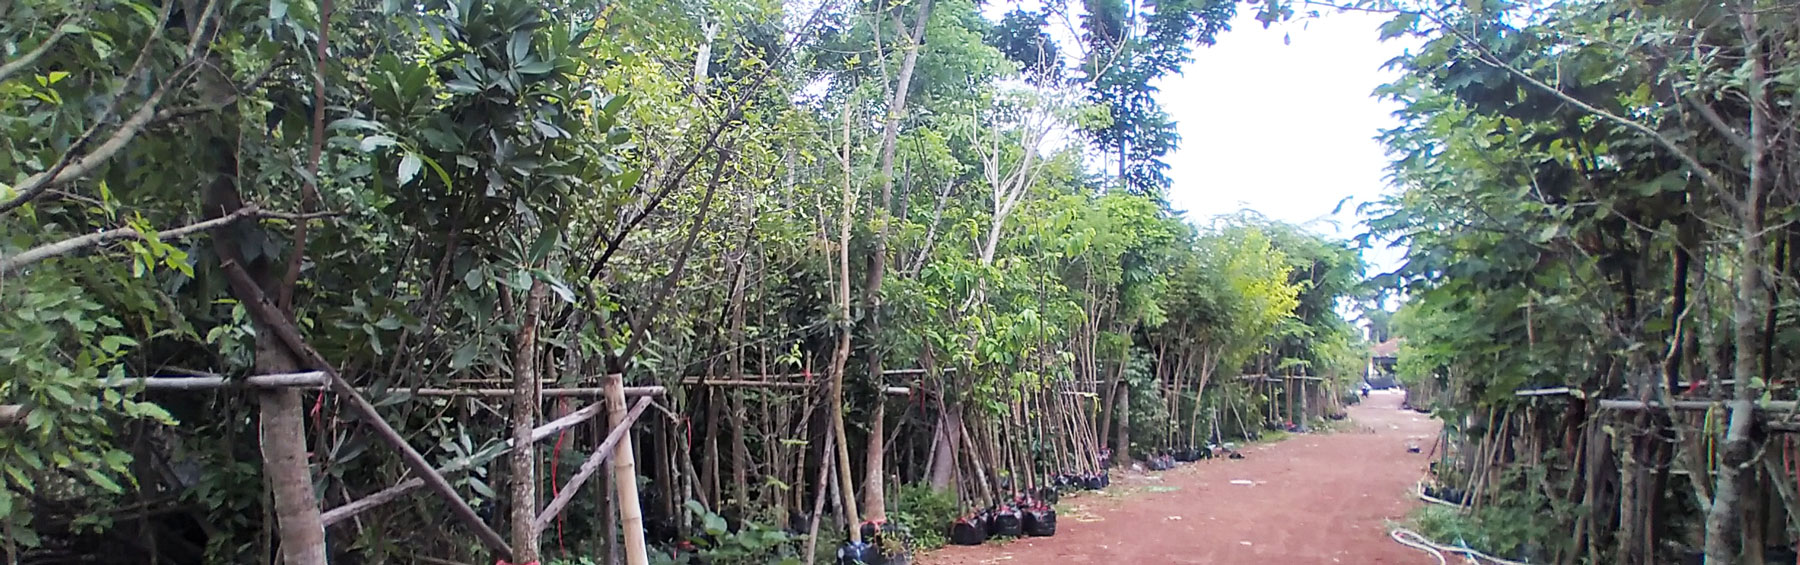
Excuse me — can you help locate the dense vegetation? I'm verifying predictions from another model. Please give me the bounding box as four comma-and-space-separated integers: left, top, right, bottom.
0, 0, 1368, 563
1366, 0, 1800, 562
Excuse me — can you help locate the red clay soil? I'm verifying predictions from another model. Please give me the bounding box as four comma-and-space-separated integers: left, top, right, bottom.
920, 390, 1443, 565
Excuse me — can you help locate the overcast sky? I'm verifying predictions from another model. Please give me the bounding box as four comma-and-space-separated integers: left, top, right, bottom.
1158, 10, 1416, 276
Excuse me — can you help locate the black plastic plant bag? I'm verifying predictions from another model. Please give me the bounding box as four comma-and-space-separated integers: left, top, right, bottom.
836, 540, 883, 565
950, 515, 988, 545
989, 505, 1023, 537
1022, 506, 1057, 537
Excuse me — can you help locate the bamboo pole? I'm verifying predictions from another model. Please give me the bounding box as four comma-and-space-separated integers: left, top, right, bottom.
1598, 399, 1798, 411
606, 375, 650, 565
389, 386, 666, 398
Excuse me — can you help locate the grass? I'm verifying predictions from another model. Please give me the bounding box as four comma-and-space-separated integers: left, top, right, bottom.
1252, 429, 1291, 444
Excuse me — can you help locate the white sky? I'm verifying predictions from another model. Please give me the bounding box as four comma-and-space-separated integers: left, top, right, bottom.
1160, 10, 1417, 276
974, 3, 1419, 280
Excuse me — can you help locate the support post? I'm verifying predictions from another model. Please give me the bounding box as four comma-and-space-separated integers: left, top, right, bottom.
606, 374, 650, 565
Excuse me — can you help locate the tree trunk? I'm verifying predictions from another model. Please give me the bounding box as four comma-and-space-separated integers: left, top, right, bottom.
861, 400, 887, 523
730, 394, 750, 509
829, 96, 862, 542
600, 442, 617, 565
257, 345, 327, 565
206, 148, 327, 565
510, 279, 547, 564
1113, 380, 1130, 466
703, 390, 722, 505
1705, 8, 1771, 562
857, 0, 935, 525
926, 407, 962, 490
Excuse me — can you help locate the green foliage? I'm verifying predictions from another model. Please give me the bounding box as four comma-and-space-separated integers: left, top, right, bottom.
667, 500, 802, 565
889, 483, 958, 550
0, 268, 178, 550
1408, 467, 1568, 561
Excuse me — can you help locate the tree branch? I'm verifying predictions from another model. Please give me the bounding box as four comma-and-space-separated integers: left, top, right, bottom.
0, 14, 80, 85
1422, 10, 1733, 200
280, 0, 333, 313
615, 145, 731, 369
0, 0, 217, 215
0, 206, 333, 276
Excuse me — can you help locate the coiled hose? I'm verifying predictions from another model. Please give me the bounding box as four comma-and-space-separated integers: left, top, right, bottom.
1389, 528, 1532, 565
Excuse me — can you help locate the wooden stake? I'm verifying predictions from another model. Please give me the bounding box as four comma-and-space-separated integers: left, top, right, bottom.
605, 374, 649, 565
535, 396, 651, 531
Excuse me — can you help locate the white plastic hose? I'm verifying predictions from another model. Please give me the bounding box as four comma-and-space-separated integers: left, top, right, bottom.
1390, 528, 1449, 565
1389, 528, 1533, 565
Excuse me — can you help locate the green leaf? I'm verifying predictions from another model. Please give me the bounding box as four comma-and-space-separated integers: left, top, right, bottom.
398, 153, 423, 185
529, 229, 558, 262
508, 31, 531, 63
451, 342, 478, 370
88, 35, 113, 57
270, 0, 288, 20
5, 465, 34, 493
127, 400, 177, 425
602, 94, 631, 115
468, 477, 495, 498
360, 135, 399, 152
84, 469, 123, 493
120, 0, 157, 25
614, 168, 643, 190
329, 118, 383, 131
1533, 225, 1557, 243
1379, 13, 1420, 40
99, 335, 137, 354
10, 523, 39, 548
418, 154, 455, 188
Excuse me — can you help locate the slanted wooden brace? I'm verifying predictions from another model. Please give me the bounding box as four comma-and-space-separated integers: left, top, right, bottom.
0, 364, 667, 563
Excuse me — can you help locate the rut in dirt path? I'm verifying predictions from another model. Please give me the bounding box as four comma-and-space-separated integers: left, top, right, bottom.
921, 391, 1442, 565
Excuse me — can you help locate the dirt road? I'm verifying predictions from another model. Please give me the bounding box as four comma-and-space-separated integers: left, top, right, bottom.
920, 390, 1442, 565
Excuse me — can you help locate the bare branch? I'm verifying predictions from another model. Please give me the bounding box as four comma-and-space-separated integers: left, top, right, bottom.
279, 0, 334, 312
0, 206, 334, 275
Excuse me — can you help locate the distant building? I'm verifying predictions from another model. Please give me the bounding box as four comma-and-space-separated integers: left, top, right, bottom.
1365, 338, 1401, 388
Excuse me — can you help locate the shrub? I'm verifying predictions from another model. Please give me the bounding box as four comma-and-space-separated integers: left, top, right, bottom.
890, 483, 959, 550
